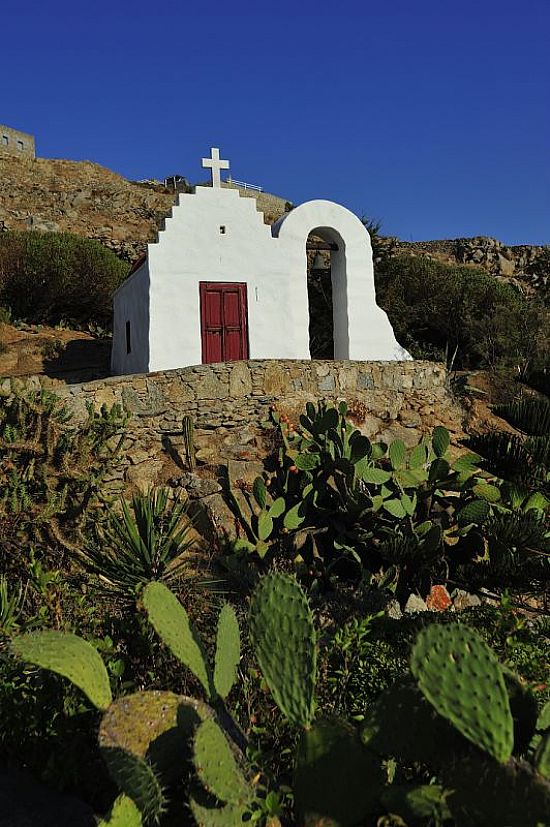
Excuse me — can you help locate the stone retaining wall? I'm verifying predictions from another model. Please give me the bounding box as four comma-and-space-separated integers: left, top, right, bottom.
15, 360, 464, 499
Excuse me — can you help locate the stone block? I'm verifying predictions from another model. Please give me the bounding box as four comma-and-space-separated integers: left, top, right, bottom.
229, 363, 252, 397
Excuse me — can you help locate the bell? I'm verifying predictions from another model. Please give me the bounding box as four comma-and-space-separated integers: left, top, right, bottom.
311, 252, 329, 275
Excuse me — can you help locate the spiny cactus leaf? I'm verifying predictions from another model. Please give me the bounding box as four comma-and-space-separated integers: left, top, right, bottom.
295, 452, 320, 471
193, 719, 251, 805
537, 701, 550, 733
446, 752, 550, 826
503, 670, 539, 755
142, 582, 212, 699
349, 434, 372, 463
382, 499, 407, 519
249, 573, 316, 727
252, 477, 267, 509
472, 482, 501, 503
101, 748, 166, 825
267, 497, 286, 518
388, 439, 407, 470
432, 426, 450, 458
190, 798, 249, 827
411, 624, 513, 763
214, 603, 240, 700
294, 718, 383, 826
409, 442, 427, 469
457, 498, 490, 527
11, 631, 112, 710
98, 794, 143, 826
257, 512, 273, 541
380, 784, 451, 823
360, 466, 392, 485
361, 680, 465, 769
99, 691, 210, 782
283, 502, 306, 531
535, 733, 550, 778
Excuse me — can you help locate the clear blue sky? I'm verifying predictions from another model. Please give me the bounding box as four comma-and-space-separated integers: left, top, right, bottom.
3, 0, 549, 244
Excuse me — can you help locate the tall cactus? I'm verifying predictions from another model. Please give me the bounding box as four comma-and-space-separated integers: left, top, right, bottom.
249, 573, 316, 727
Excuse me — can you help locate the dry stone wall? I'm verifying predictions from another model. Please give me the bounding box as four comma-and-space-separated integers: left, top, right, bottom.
16, 361, 465, 518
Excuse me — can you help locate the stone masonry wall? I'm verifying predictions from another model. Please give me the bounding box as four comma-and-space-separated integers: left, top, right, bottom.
15, 361, 465, 512
0, 125, 36, 160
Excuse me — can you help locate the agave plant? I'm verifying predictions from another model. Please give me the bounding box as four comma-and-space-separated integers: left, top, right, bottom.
0, 575, 25, 637
81, 487, 198, 596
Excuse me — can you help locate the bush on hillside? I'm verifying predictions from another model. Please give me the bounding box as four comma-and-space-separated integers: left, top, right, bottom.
374, 254, 544, 369
0, 231, 130, 326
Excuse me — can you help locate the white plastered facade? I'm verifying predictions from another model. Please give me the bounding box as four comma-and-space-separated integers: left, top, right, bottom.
111, 185, 410, 375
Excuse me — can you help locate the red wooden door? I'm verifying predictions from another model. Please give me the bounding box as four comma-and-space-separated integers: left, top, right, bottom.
200, 282, 249, 364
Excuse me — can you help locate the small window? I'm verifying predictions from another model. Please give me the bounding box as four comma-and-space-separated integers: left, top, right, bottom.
125, 320, 131, 354
16, 140, 24, 151
1, 136, 8, 146
219, 225, 226, 234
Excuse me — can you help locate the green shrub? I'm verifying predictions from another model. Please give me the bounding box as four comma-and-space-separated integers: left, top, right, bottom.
0, 231, 130, 326
374, 254, 544, 369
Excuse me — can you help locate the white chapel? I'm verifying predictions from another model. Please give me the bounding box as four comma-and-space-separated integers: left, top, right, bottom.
111, 148, 410, 375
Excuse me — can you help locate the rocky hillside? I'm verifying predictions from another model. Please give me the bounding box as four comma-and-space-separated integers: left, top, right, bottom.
0, 155, 289, 262
387, 237, 549, 299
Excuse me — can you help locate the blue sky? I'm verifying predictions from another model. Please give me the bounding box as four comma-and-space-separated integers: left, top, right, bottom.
2, 0, 549, 244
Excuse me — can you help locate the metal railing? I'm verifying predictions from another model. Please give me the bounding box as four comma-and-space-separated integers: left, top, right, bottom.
226, 177, 263, 192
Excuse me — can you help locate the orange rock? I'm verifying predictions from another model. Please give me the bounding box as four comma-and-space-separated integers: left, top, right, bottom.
426, 584, 452, 612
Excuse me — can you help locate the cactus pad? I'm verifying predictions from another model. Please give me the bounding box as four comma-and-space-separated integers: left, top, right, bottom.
294, 717, 383, 826
249, 573, 316, 727
142, 582, 212, 698
11, 631, 112, 710
535, 732, 550, 778
447, 752, 550, 826
193, 719, 251, 806
213, 603, 240, 700
410, 624, 513, 763
190, 798, 249, 827
101, 748, 166, 825
98, 794, 143, 826
99, 690, 210, 782
361, 679, 464, 769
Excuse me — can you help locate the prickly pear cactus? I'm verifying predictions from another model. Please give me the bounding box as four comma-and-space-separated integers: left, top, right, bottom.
535, 732, 550, 778
11, 630, 112, 710
410, 624, 513, 763
294, 717, 383, 826
249, 573, 316, 727
193, 719, 252, 806
101, 748, 166, 826
213, 603, 240, 700
142, 581, 212, 699
98, 794, 143, 826
99, 690, 210, 782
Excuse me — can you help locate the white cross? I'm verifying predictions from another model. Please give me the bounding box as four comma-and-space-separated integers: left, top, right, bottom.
202, 147, 229, 188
